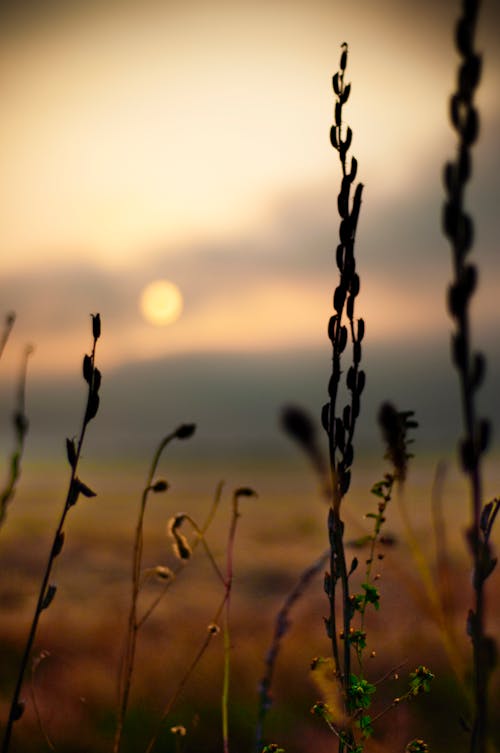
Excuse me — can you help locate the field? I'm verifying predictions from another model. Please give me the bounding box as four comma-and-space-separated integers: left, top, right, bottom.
1, 449, 499, 752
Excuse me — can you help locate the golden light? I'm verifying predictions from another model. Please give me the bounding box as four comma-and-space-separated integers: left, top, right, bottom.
139, 280, 183, 326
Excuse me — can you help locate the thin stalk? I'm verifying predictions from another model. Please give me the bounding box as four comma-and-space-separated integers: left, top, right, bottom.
442, 2, 495, 750
114, 424, 196, 753
0, 344, 33, 530
0, 312, 15, 360
323, 44, 364, 751
1, 316, 101, 753
144, 488, 254, 753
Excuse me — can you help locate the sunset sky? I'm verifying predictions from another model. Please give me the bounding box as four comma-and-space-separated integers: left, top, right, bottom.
0, 0, 499, 462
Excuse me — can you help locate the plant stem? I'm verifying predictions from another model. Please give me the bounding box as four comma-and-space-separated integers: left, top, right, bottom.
1, 321, 100, 753
114, 427, 197, 753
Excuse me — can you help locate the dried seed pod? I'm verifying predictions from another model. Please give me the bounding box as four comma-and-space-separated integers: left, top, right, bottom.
175, 423, 196, 439
41, 584, 57, 611
82, 354, 93, 383
91, 313, 101, 340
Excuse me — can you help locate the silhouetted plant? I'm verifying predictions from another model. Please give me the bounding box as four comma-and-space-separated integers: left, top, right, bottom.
113, 422, 198, 753
1, 314, 102, 753
0, 341, 33, 530
143, 486, 256, 753
321, 41, 365, 752
310, 403, 432, 751
442, 1, 498, 750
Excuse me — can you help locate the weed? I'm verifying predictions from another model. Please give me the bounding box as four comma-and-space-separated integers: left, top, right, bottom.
443, 1, 498, 749
1, 314, 101, 753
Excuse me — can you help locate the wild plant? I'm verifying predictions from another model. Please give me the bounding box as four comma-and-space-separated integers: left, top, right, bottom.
113, 422, 198, 753
442, 1, 498, 750
320, 41, 365, 751
0, 326, 33, 531
1, 314, 102, 753
142, 486, 256, 753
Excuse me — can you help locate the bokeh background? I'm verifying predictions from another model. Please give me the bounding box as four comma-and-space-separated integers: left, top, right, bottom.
0, 1, 499, 751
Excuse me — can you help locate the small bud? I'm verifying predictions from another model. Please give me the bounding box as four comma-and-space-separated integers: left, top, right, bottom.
208, 623, 221, 635
82, 354, 93, 383
91, 313, 101, 340
41, 584, 57, 611
175, 423, 196, 439
151, 479, 169, 493
234, 486, 257, 498
52, 531, 65, 558
66, 438, 77, 469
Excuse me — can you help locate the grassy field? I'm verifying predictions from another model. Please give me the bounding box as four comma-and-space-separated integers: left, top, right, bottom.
1, 452, 499, 752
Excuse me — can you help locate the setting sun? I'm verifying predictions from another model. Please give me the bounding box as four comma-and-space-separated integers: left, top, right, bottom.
139, 279, 183, 326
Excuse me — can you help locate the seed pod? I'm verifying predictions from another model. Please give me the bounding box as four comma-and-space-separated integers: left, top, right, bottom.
336, 244, 344, 271
85, 392, 100, 422
459, 54, 482, 97
357, 370, 366, 395
350, 273, 360, 297
327, 315, 337, 342
462, 106, 479, 145
91, 313, 101, 340
338, 325, 348, 353
357, 318, 365, 341
340, 45, 348, 71
340, 469, 351, 495
82, 354, 93, 383
151, 479, 169, 493
330, 125, 338, 149
66, 438, 77, 468
346, 366, 356, 391
235, 486, 257, 498
340, 82, 351, 104
353, 341, 361, 364
333, 285, 346, 314
343, 442, 354, 468
335, 418, 345, 451
52, 531, 65, 558
41, 584, 57, 611
92, 368, 102, 393
332, 72, 340, 95
321, 402, 330, 432
477, 419, 490, 454
348, 156, 358, 182
175, 423, 196, 439
341, 127, 352, 153
337, 178, 350, 218
470, 353, 485, 391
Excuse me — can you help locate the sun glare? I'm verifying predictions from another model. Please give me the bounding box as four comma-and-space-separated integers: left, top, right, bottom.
139, 279, 183, 326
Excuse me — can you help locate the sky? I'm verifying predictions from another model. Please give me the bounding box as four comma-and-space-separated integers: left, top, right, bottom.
0, 0, 499, 466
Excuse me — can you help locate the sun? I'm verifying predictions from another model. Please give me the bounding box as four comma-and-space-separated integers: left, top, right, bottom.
139, 279, 183, 326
